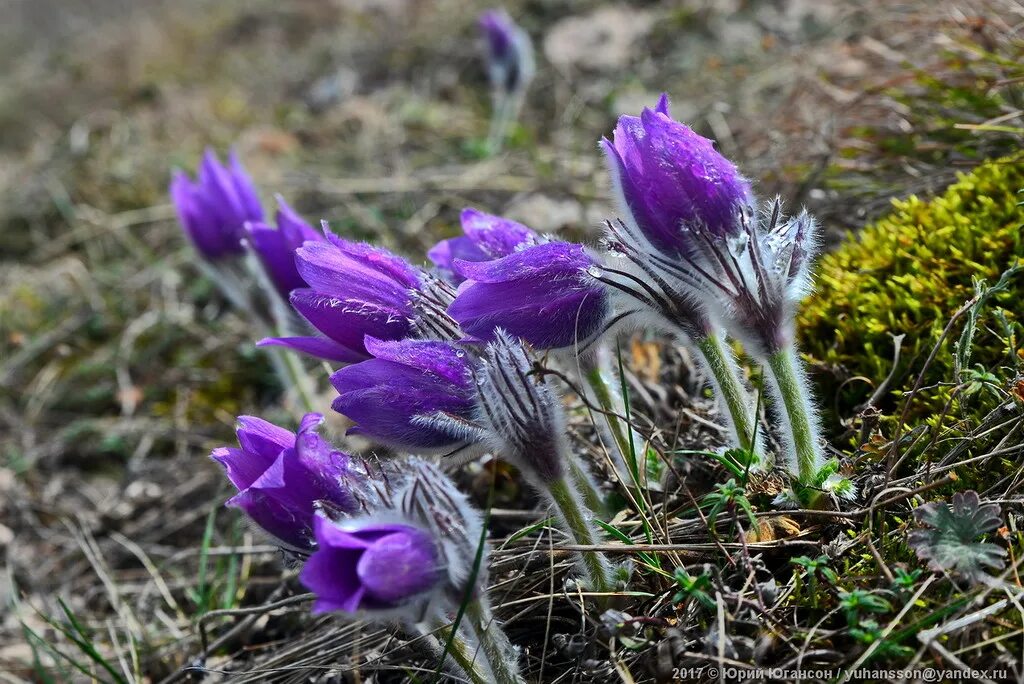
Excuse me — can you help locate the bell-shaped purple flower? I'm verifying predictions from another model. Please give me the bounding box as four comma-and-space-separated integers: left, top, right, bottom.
300, 516, 443, 613
330, 337, 478, 454
170, 149, 264, 261
447, 241, 610, 352
428, 208, 539, 284
300, 458, 488, 617
246, 197, 323, 299
601, 94, 753, 257
479, 9, 534, 96
258, 233, 423, 363
211, 413, 361, 550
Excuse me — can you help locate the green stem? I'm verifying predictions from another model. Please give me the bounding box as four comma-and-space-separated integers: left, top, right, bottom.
581, 355, 642, 488
695, 334, 757, 453
464, 600, 524, 684
546, 477, 613, 595
764, 346, 822, 484
485, 89, 521, 155
279, 346, 317, 414
429, 621, 491, 684
567, 457, 606, 517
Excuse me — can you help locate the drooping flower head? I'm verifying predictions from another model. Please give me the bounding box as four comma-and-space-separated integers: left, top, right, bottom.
300, 458, 486, 615
479, 9, 534, 96
469, 332, 570, 484
330, 337, 478, 455
170, 149, 264, 261
211, 413, 364, 551
601, 94, 754, 257
428, 208, 540, 284
669, 199, 819, 356
246, 197, 323, 299
301, 517, 442, 613
258, 231, 424, 363
448, 241, 611, 353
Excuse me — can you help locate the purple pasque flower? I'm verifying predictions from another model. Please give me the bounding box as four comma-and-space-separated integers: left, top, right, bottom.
246, 197, 323, 299
428, 208, 540, 284
300, 458, 486, 615
479, 9, 534, 96
257, 232, 423, 363
170, 149, 264, 261
300, 516, 443, 613
330, 337, 478, 454
211, 413, 362, 551
447, 241, 611, 352
601, 94, 753, 257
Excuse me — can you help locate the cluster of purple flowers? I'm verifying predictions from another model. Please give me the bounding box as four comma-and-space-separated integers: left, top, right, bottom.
172, 7, 848, 681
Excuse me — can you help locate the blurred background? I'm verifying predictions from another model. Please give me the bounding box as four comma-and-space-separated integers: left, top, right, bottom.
1, 0, 1021, 679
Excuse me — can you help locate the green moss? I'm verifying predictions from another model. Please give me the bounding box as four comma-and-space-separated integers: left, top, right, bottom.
799, 156, 1024, 422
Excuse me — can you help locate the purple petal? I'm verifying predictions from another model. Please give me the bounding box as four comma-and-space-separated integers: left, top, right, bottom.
288, 288, 413, 356
452, 241, 592, 283
247, 222, 306, 297
235, 416, 294, 462
295, 241, 416, 309
199, 149, 248, 228
654, 92, 671, 116
257, 335, 367, 363
362, 337, 474, 387
275, 197, 321, 246
171, 171, 239, 260
321, 233, 422, 290
330, 356, 475, 451
451, 279, 607, 349
226, 488, 311, 550
448, 242, 608, 350
459, 208, 538, 258
356, 530, 440, 603
604, 97, 753, 255
211, 446, 269, 492
228, 150, 265, 223
479, 9, 515, 60
298, 413, 324, 436
427, 236, 489, 275
300, 519, 370, 612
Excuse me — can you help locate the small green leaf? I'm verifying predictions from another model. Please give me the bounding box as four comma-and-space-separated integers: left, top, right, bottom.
908, 490, 1005, 583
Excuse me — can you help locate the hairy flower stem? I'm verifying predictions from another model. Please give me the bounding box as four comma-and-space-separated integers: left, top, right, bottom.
580, 352, 645, 490
545, 477, 613, 596
278, 348, 317, 413
568, 458, 607, 517
486, 91, 519, 155
428, 621, 492, 684
695, 334, 759, 455
464, 599, 525, 684
764, 345, 823, 485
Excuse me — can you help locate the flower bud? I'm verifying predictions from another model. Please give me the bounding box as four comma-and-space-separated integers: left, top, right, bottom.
258, 231, 422, 362
301, 517, 444, 613
479, 9, 534, 97
448, 242, 611, 352
211, 413, 363, 550
245, 197, 322, 299
428, 208, 539, 284
330, 337, 478, 454
602, 94, 753, 257
170, 149, 264, 261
